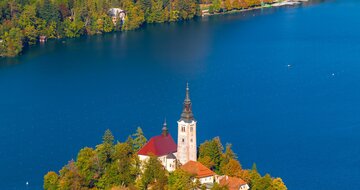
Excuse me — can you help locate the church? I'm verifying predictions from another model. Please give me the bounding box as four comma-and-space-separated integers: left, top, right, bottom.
137, 83, 197, 171
137, 84, 250, 190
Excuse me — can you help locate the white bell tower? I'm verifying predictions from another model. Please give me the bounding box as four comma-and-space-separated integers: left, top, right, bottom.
177, 83, 197, 165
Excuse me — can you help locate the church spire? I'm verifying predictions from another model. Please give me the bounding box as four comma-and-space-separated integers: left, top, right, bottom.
180, 83, 195, 122
162, 118, 168, 136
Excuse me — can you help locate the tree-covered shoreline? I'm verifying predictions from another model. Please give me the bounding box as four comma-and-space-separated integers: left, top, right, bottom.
0, 0, 276, 57
44, 128, 287, 190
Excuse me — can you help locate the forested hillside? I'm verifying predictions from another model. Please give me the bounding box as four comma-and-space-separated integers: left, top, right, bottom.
0, 0, 272, 57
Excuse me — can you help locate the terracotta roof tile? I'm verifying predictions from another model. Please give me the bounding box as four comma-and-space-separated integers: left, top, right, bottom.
181, 161, 215, 178
219, 176, 247, 190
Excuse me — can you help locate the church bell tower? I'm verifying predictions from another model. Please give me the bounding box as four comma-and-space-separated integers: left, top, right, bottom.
177, 83, 197, 165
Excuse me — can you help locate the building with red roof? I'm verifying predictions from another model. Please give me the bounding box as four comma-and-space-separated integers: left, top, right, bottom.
181, 160, 215, 188
138, 121, 178, 171
137, 83, 198, 172
217, 176, 249, 190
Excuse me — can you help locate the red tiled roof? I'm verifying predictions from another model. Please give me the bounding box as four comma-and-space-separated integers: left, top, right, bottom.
219, 176, 247, 190
181, 160, 215, 178
137, 134, 177, 157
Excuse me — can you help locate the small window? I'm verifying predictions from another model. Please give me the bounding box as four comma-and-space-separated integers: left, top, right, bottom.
191, 139, 193, 142
190, 127, 193, 132
181, 127, 185, 132
182, 138, 185, 143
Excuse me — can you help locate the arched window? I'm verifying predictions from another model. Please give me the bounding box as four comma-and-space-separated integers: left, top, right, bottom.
190, 127, 193, 132
181, 127, 185, 132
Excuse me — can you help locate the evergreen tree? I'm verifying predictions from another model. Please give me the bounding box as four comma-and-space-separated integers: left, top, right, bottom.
38, 0, 60, 23
132, 127, 147, 151
96, 130, 115, 168
126, 135, 134, 150
103, 129, 115, 145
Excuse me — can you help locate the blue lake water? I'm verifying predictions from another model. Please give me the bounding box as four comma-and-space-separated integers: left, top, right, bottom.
1, 0, 360, 189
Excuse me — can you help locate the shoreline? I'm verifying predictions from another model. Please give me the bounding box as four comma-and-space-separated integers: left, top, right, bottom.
201, 0, 308, 17
0, 0, 309, 58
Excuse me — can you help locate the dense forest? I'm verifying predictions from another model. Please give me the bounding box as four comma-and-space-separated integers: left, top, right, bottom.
0, 0, 275, 57
44, 128, 287, 190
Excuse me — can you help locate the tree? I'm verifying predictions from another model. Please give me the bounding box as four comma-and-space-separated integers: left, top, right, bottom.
103, 129, 115, 145
141, 156, 167, 190
198, 137, 224, 172
58, 3, 71, 20
168, 169, 196, 190
126, 135, 134, 150
44, 171, 59, 190
1, 27, 23, 57
147, 0, 165, 23
43, 21, 57, 39
63, 19, 84, 38
220, 144, 240, 175
38, 0, 60, 23
18, 5, 37, 29
198, 156, 214, 169
101, 14, 114, 33
238, 169, 251, 183
132, 127, 147, 151
232, 0, 241, 10
174, 0, 197, 20
58, 160, 82, 190
225, 0, 232, 11
249, 163, 274, 190
23, 25, 38, 45
96, 130, 115, 168
76, 147, 97, 187
271, 178, 287, 190
122, 2, 145, 31
223, 144, 236, 161
220, 159, 242, 177
112, 142, 136, 186
212, 0, 221, 12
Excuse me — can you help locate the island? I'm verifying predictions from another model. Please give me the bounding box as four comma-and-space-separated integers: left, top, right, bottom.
44, 84, 287, 190
0, 0, 307, 57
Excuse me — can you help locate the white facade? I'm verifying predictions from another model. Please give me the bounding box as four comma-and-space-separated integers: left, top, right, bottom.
199, 175, 214, 184
108, 8, 126, 21
177, 120, 197, 165
239, 184, 250, 190
139, 154, 177, 172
